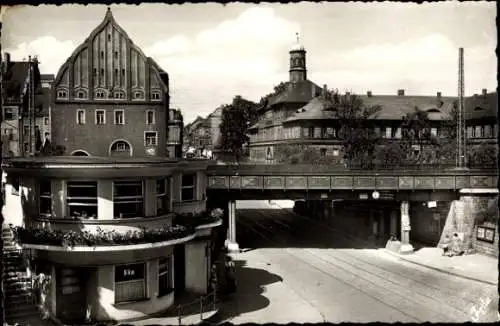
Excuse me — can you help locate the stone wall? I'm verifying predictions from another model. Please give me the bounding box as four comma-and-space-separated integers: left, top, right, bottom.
472, 222, 498, 257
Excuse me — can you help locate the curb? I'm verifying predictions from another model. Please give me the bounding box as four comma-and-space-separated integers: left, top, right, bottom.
382, 249, 497, 286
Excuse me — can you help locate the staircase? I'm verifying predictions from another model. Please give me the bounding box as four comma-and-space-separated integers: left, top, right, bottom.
2, 225, 39, 323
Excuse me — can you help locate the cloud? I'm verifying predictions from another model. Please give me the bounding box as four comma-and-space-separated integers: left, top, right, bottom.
146, 6, 301, 122
3, 36, 76, 74
312, 33, 496, 97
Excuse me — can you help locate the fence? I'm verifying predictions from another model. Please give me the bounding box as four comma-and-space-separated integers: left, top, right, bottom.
176, 290, 217, 325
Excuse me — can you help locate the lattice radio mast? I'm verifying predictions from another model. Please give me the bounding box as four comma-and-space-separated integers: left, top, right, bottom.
456, 47, 467, 168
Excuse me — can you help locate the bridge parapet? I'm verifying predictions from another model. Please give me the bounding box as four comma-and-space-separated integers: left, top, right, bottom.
207, 164, 498, 192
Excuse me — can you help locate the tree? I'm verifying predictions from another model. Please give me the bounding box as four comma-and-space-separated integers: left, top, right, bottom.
327, 91, 382, 168
218, 96, 258, 162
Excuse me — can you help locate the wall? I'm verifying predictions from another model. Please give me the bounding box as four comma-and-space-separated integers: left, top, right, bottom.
184, 240, 209, 294
472, 222, 498, 257
93, 259, 174, 321
2, 176, 36, 227
51, 103, 166, 157
410, 201, 451, 245
171, 171, 207, 214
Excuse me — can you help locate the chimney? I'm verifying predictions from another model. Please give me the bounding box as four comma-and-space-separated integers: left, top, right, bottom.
437, 92, 441, 99
397, 89, 405, 96
367, 90, 372, 97
482, 88, 487, 96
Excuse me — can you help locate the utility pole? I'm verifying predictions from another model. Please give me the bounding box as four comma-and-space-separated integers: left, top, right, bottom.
456, 47, 467, 169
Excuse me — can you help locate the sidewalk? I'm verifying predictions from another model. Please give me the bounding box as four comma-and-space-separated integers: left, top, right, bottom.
383, 246, 498, 286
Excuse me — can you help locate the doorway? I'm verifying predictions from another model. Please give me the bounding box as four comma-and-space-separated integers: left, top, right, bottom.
174, 244, 186, 298
55, 266, 88, 324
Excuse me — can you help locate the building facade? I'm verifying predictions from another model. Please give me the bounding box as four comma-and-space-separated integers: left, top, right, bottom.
1, 8, 222, 324
51, 9, 170, 157
183, 106, 222, 158
1, 54, 52, 158
248, 40, 498, 164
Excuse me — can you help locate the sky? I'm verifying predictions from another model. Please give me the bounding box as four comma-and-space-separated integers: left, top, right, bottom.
1, 2, 497, 123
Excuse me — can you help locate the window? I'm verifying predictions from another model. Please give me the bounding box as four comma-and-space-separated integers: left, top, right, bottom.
134, 92, 142, 99
314, 127, 322, 138
475, 126, 482, 138
430, 128, 438, 137
114, 110, 124, 125
394, 127, 402, 139
114, 69, 118, 79
111, 140, 131, 154
374, 127, 381, 136
115, 263, 146, 303
96, 90, 105, 99
108, 34, 111, 41
115, 51, 118, 59
44, 117, 49, 125
77, 109, 85, 125
156, 178, 170, 215
23, 142, 29, 153
100, 68, 104, 76
181, 174, 196, 201
93, 68, 97, 76
77, 91, 85, 99
145, 132, 157, 146
168, 126, 180, 143
467, 126, 474, 138
57, 90, 67, 99
385, 127, 392, 139
39, 179, 52, 217
113, 181, 144, 218
146, 110, 155, 124
24, 126, 29, 135
95, 109, 105, 125
66, 181, 98, 219
121, 69, 125, 76
320, 148, 327, 157
4, 108, 15, 120
158, 257, 173, 297
151, 92, 161, 100
100, 51, 104, 59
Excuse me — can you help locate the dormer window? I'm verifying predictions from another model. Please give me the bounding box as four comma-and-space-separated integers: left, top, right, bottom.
134, 91, 143, 99
474, 106, 483, 111
77, 91, 85, 99
114, 91, 125, 99
57, 90, 68, 99
151, 92, 161, 100
95, 91, 106, 99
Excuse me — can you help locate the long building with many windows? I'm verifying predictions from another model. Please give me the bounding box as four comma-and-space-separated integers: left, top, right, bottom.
248, 39, 497, 164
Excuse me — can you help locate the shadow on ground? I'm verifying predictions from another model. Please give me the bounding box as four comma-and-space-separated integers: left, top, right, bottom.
203, 259, 283, 324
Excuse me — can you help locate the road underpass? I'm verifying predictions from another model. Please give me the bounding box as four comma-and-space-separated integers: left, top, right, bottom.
209, 200, 498, 324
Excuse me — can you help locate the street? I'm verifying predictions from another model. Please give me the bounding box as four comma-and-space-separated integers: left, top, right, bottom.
212, 201, 498, 324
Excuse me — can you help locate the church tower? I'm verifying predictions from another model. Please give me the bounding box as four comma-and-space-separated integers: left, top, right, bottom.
289, 33, 307, 83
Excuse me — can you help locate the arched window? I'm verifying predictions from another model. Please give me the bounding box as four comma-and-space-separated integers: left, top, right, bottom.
110, 140, 132, 157
71, 150, 90, 156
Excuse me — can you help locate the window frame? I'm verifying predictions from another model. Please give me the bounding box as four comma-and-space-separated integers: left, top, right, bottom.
39, 179, 52, 218
151, 92, 161, 101
157, 257, 173, 297
76, 109, 86, 125
44, 117, 49, 125
144, 131, 158, 147
181, 173, 197, 202
114, 109, 125, 125
57, 90, 68, 99
146, 110, 155, 125
114, 262, 147, 303
113, 180, 144, 219
156, 178, 170, 215
95, 109, 106, 125
66, 181, 98, 219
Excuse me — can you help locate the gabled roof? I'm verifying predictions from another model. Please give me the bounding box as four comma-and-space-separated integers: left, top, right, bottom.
464, 92, 498, 120
3, 61, 41, 99
284, 94, 457, 123
263, 80, 323, 109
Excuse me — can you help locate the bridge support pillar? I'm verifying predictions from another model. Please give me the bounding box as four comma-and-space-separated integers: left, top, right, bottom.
225, 200, 240, 253
400, 201, 414, 254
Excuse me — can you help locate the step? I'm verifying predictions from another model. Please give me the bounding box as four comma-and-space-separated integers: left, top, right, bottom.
5, 306, 40, 320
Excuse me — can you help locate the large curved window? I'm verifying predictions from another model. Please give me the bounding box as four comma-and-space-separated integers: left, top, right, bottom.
39, 179, 52, 217
113, 181, 144, 218
66, 181, 98, 219
110, 140, 132, 157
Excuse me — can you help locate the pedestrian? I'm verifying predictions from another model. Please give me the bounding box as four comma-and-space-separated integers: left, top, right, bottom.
225, 256, 236, 294
450, 232, 464, 256
441, 234, 451, 256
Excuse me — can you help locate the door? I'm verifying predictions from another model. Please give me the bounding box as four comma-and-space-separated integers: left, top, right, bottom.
174, 244, 186, 297
56, 266, 88, 324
